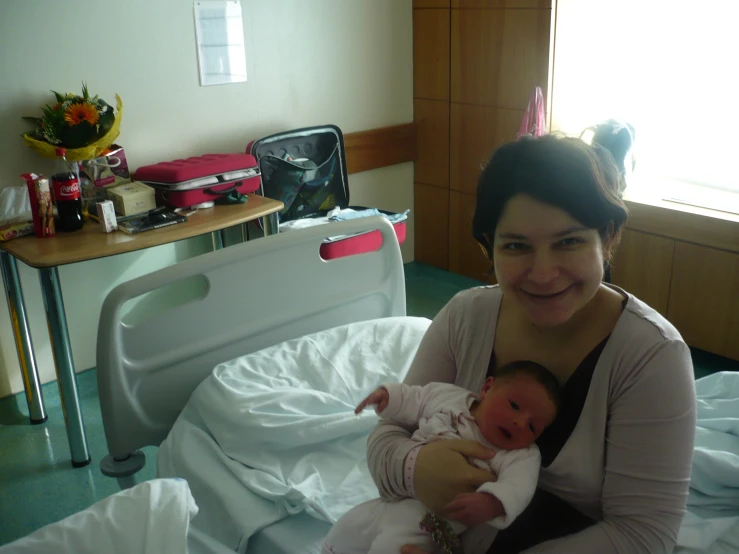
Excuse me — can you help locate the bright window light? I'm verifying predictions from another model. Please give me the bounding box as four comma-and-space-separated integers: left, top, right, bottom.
551, 0, 739, 209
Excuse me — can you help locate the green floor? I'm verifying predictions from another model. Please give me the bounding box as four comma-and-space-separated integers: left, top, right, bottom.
0, 262, 737, 545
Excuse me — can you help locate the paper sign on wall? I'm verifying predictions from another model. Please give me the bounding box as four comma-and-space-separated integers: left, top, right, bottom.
194, 0, 247, 86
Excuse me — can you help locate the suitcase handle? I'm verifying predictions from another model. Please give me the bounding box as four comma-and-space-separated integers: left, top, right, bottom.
204, 181, 242, 195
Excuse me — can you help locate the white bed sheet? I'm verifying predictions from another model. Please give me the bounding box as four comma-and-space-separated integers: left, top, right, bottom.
1, 479, 196, 554
245, 513, 331, 554
158, 316, 432, 553
160, 319, 739, 554
674, 371, 739, 554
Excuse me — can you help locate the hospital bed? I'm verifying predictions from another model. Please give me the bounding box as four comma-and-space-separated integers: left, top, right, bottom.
4, 216, 738, 554
97, 215, 413, 554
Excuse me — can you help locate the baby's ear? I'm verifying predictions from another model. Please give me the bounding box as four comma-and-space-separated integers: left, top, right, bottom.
480, 376, 495, 396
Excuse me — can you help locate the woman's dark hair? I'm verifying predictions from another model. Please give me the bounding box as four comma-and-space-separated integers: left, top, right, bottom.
472, 134, 628, 266
494, 360, 562, 413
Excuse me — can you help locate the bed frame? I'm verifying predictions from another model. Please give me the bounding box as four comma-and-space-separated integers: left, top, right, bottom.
96, 216, 406, 486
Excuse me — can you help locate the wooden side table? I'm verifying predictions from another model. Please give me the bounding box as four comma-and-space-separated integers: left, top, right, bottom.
0, 195, 282, 466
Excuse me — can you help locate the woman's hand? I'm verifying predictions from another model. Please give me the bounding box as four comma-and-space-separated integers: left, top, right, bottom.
414, 439, 497, 516
355, 387, 390, 414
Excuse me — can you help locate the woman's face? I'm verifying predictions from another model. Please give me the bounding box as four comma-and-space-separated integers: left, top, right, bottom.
493, 194, 608, 328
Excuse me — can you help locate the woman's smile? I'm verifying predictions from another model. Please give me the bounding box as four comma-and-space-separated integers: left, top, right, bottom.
521, 284, 574, 300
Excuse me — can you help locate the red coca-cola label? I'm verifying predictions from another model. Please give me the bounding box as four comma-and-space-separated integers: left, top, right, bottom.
52, 176, 81, 200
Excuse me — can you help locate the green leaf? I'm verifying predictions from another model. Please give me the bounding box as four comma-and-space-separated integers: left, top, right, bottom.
52, 90, 65, 103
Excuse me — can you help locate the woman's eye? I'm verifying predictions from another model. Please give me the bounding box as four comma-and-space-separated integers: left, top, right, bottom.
502, 242, 527, 251
509, 400, 519, 410
558, 237, 583, 247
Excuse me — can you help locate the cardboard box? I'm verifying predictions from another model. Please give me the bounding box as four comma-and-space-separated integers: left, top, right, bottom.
107, 181, 156, 216
96, 200, 118, 233
0, 221, 34, 241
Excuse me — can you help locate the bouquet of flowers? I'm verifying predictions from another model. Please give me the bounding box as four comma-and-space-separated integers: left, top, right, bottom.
22, 83, 123, 162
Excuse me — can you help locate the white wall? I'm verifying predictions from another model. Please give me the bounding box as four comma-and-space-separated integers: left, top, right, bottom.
0, 0, 414, 397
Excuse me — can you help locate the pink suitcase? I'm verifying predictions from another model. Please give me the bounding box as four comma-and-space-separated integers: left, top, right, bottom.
134, 153, 261, 208
246, 124, 407, 259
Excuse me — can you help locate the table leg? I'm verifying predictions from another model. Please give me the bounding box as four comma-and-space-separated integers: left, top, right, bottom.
211, 231, 224, 250
38, 266, 91, 468
0, 252, 47, 424
262, 213, 279, 236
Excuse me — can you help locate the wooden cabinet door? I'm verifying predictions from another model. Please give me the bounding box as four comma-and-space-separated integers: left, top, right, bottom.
449, 103, 521, 194
610, 229, 674, 316
451, 7, 550, 108
667, 242, 739, 360
415, 183, 450, 269
449, 190, 496, 283
414, 7, 450, 101
415, 0, 450, 7
415, 99, 450, 188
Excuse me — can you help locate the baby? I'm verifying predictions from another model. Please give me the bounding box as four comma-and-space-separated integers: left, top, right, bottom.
322, 360, 561, 554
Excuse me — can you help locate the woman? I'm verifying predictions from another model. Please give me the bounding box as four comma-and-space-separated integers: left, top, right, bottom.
367, 135, 696, 553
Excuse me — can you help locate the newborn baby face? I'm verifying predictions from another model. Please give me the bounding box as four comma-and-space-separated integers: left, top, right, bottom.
473, 375, 557, 450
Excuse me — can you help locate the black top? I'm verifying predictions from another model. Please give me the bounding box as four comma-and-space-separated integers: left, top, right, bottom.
484, 330, 614, 553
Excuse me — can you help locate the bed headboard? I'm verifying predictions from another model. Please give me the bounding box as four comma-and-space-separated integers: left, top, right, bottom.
96, 216, 406, 459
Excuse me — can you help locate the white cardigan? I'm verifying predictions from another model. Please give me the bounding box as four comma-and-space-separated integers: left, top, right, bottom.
367, 285, 696, 553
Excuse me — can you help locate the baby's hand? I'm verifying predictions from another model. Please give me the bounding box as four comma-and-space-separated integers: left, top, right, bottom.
444, 492, 501, 528
355, 387, 390, 414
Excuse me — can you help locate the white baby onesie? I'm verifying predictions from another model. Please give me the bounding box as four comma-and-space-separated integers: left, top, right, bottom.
322, 381, 541, 554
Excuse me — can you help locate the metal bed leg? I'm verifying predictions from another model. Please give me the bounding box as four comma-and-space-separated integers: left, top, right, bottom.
0, 252, 47, 424
262, 213, 279, 236
38, 266, 91, 467
100, 451, 146, 490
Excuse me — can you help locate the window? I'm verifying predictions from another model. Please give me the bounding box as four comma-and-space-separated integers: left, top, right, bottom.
551, 0, 739, 212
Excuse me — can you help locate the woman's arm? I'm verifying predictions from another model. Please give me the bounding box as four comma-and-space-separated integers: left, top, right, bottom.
524, 339, 696, 554
366, 298, 460, 499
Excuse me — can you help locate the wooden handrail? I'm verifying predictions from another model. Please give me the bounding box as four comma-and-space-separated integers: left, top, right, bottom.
344, 122, 417, 175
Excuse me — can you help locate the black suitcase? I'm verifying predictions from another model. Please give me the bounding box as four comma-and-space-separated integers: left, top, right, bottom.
246, 124, 407, 259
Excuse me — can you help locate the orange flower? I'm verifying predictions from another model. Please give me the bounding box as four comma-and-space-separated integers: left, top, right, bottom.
64, 102, 99, 126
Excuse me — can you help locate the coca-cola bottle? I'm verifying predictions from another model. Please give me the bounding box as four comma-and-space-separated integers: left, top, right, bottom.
51, 148, 84, 232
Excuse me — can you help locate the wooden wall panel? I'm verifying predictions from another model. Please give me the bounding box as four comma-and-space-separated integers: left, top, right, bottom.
610, 229, 674, 316
623, 198, 739, 255
415, 0, 450, 7
449, 104, 521, 193
668, 242, 739, 360
452, 0, 551, 8
413, 8, 451, 101
415, 99, 450, 188
415, 183, 450, 269
451, 8, 551, 108
449, 190, 495, 282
